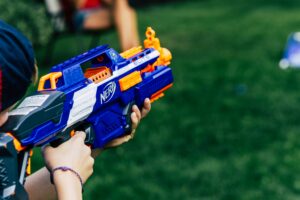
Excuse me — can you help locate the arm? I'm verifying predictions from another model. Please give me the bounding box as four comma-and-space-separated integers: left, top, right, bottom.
25, 167, 83, 200
25, 99, 151, 200
25, 167, 56, 200
26, 132, 93, 200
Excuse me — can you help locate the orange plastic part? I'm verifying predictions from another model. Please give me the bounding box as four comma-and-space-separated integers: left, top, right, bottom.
150, 83, 173, 103
150, 93, 165, 103
26, 158, 31, 175
86, 67, 112, 84
119, 71, 142, 91
5, 133, 31, 174
84, 67, 106, 78
70, 129, 75, 137
120, 46, 143, 59
141, 64, 155, 74
6, 132, 26, 151
143, 27, 172, 67
144, 27, 161, 51
38, 72, 62, 91
26, 150, 33, 175
157, 47, 172, 66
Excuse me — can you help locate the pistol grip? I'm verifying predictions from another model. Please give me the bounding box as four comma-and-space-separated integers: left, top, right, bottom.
50, 124, 96, 148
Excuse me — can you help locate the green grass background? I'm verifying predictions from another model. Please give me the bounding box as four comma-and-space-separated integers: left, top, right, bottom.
30, 0, 300, 199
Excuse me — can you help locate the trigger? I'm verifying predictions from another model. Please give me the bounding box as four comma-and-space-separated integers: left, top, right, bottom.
83, 126, 95, 145
73, 124, 95, 145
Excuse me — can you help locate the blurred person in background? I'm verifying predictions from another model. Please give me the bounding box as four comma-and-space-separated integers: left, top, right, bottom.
73, 0, 140, 51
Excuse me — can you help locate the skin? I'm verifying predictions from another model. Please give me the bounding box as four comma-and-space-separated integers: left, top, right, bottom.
0, 108, 9, 126
15, 98, 150, 200
75, 0, 139, 51
43, 132, 93, 200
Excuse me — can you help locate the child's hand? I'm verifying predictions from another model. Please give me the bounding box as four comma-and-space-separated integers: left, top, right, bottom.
43, 132, 94, 184
91, 98, 151, 157
104, 98, 151, 148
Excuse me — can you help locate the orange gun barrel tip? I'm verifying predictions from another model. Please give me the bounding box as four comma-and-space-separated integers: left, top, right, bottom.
146, 27, 155, 38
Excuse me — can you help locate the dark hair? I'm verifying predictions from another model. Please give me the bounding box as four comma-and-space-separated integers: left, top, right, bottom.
0, 20, 35, 111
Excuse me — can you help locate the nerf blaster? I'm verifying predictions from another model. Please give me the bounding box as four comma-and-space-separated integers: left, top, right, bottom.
0, 27, 173, 200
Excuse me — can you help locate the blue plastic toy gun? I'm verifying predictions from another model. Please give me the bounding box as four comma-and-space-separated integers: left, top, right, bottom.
0, 27, 173, 200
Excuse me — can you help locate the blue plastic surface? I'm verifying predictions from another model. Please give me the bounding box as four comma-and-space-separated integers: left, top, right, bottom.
19, 45, 173, 148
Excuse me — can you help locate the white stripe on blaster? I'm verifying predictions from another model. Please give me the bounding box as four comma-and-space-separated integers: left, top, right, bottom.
65, 49, 160, 129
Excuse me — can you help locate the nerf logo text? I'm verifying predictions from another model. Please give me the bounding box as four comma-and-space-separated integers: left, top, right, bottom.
100, 82, 116, 104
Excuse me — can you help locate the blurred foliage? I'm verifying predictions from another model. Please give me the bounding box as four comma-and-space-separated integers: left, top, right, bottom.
0, 0, 52, 46
128, 0, 196, 8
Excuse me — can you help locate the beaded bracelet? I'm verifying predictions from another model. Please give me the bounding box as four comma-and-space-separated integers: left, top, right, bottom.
50, 166, 83, 192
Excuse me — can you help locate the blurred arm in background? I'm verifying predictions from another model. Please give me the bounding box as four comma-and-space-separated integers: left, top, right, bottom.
74, 0, 139, 51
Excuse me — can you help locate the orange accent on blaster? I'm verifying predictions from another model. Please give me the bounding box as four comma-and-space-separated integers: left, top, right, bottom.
70, 130, 75, 137
119, 71, 142, 91
150, 83, 173, 103
38, 72, 63, 91
144, 27, 172, 67
150, 93, 164, 103
141, 64, 155, 74
26, 158, 31, 175
120, 46, 142, 59
144, 27, 161, 51
86, 67, 112, 84
84, 67, 107, 78
6, 132, 26, 152
156, 47, 172, 66
26, 150, 33, 175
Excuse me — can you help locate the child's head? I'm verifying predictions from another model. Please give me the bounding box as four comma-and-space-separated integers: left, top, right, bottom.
0, 20, 37, 125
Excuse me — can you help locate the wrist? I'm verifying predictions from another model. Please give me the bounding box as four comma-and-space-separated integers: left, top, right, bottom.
52, 167, 83, 193
53, 169, 82, 200
55, 170, 81, 188
53, 169, 81, 185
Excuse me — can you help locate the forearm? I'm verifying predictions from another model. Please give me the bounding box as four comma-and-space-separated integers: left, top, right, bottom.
25, 167, 57, 200
114, 0, 139, 50
25, 167, 83, 200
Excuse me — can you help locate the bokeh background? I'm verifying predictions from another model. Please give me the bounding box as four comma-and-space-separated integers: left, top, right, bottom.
5, 0, 300, 199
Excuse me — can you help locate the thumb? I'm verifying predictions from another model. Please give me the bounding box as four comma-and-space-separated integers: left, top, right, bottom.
73, 131, 86, 141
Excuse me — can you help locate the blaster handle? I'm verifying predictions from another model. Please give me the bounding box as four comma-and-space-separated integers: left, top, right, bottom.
123, 101, 135, 135
0, 133, 29, 200
50, 123, 96, 148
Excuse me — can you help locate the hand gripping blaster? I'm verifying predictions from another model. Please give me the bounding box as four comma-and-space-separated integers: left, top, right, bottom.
0, 27, 173, 199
